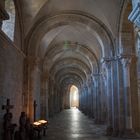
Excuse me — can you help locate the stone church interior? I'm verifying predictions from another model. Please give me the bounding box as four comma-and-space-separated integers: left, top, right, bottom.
0, 0, 140, 140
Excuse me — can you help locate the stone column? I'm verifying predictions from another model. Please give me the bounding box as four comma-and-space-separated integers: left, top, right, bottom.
100, 67, 107, 124
80, 87, 85, 112
87, 76, 93, 117
91, 77, 96, 119
79, 88, 84, 111
48, 78, 55, 117
83, 87, 86, 112
112, 58, 120, 136
57, 88, 61, 113
79, 89, 82, 110
49, 94, 54, 117
86, 84, 91, 117
50, 83, 54, 114
93, 74, 101, 124
40, 77, 47, 119
46, 82, 49, 118
40, 72, 49, 119
53, 86, 57, 113
83, 85, 88, 115
90, 76, 95, 118
86, 81, 90, 116
129, 2, 140, 134
102, 58, 113, 135
59, 89, 63, 111
56, 88, 60, 113
116, 58, 124, 137
120, 55, 136, 137
93, 75, 98, 122
25, 57, 42, 121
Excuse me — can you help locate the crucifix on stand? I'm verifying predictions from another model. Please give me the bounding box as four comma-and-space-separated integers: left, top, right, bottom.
2, 98, 17, 140
34, 100, 37, 122
2, 98, 14, 113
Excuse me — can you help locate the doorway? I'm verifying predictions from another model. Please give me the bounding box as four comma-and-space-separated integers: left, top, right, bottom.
70, 85, 79, 108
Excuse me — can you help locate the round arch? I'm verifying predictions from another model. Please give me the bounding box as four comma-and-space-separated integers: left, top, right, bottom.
26, 10, 115, 58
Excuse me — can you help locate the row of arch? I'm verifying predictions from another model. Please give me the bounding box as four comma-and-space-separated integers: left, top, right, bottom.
23, 0, 136, 119
1, 0, 140, 135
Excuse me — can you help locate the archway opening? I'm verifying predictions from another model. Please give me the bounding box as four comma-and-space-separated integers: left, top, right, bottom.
70, 85, 79, 108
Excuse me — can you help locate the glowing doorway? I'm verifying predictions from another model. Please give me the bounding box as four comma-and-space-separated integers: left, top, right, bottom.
70, 85, 79, 108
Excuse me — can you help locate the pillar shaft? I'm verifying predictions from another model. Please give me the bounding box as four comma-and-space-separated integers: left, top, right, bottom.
102, 58, 114, 135
121, 57, 133, 130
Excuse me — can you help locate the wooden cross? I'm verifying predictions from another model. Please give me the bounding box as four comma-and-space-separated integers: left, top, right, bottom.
34, 100, 37, 121
2, 99, 14, 113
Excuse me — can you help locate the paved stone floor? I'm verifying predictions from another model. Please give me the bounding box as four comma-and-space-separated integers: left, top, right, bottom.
42, 108, 140, 140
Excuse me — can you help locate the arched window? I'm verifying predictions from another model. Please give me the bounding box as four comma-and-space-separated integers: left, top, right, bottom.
2, 0, 15, 41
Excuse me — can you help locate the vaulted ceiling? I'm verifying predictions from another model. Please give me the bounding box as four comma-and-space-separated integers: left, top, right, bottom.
22, 0, 124, 90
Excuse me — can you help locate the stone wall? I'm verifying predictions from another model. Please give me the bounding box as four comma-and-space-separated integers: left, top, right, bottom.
0, 31, 24, 139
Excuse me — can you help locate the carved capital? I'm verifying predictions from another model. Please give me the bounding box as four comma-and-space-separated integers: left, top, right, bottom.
119, 55, 132, 68
92, 73, 101, 83
121, 58, 131, 68
129, 2, 140, 28
119, 54, 137, 67
101, 57, 115, 70
103, 62, 111, 70
93, 73, 101, 77
87, 77, 92, 85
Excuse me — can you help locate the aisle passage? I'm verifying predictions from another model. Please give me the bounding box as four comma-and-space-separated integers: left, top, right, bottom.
42, 108, 107, 140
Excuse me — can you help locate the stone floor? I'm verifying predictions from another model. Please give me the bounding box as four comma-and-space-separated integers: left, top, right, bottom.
42, 108, 140, 140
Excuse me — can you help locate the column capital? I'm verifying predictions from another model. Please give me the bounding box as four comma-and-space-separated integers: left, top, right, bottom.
93, 73, 101, 77
101, 57, 115, 63
101, 57, 116, 70
129, 2, 140, 28
121, 58, 131, 68
101, 57, 117, 63
92, 73, 101, 82
118, 54, 137, 60
118, 54, 132, 68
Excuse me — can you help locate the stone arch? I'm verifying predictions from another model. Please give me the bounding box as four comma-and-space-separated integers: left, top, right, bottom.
119, 0, 139, 133
61, 76, 82, 88
119, 0, 134, 54
55, 67, 86, 82
24, 10, 116, 123
58, 73, 83, 88
55, 71, 84, 85
40, 75, 49, 119
26, 10, 115, 58
43, 42, 99, 74
49, 58, 91, 79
